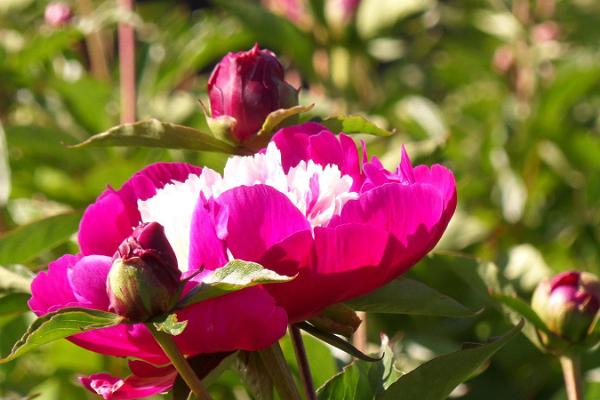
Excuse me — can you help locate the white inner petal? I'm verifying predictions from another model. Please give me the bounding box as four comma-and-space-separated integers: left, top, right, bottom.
138, 143, 357, 271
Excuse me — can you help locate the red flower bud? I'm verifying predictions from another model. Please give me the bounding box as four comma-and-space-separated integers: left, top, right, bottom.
107, 222, 181, 322
532, 271, 600, 348
207, 44, 298, 143
44, 2, 73, 27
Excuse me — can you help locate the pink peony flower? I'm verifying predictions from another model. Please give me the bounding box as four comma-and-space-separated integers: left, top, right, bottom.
28, 163, 288, 368
66, 123, 455, 324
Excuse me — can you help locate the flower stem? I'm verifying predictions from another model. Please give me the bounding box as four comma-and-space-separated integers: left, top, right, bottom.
289, 324, 317, 400
560, 354, 583, 400
146, 324, 213, 400
118, 0, 136, 123
257, 341, 302, 400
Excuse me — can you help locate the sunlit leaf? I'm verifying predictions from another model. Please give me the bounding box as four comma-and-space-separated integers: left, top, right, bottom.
319, 114, 393, 137
0, 308, 124, 364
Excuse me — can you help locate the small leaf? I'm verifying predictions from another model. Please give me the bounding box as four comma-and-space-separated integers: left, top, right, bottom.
317, 336, 400, 400
71, 119, 237, 154
377, 321, 523, 400
258, 104, 314, 136
177, 260, 294, 308
0, 308, 124, 364
0, 211, 82, 265
297, 322, 381, 362
152, 314, 188, 336
346, 277, 476, 318
319, 115, 393, 137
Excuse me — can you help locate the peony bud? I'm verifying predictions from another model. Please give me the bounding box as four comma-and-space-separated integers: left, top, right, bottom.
207, 44, 298, 143
44, 2, 73, 27
107, 222, 181, 322
532, 271, 600, 349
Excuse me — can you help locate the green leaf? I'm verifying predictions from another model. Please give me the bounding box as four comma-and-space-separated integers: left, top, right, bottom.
492, 293, 551, 335
177, 260, 294, 308
0, 211, 82, 265
377, 321, 523, 400
153, 313, 188, 336
319, 115, 393, 137
0, 308, 124, 364
317, 337, 400, 400
346, 277, 476, 318
71, 119, 237, 154
297, 322, 381, 362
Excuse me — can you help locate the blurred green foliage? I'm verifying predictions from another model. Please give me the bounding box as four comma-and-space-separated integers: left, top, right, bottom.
1, 0, 600, 399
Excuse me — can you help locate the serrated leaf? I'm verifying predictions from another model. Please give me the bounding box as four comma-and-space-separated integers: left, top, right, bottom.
297, 322, 381, 362
0, 308, 124, 364
152, 314, 188, 336
0, 211, 82, 265
317, 337, 400, 400
320, 115, 393, 137
177, 260, 294, 308
71, 119, 237, 154
346, 277, 476, 318
377, 321, 523, 400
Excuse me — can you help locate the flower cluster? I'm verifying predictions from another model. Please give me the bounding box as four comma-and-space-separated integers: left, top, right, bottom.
28, 44, 456, 399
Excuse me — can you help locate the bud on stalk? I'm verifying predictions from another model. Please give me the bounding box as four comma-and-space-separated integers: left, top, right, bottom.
532, 271, 600, 350
107, 222, 181, 322
207, 44, 298, 143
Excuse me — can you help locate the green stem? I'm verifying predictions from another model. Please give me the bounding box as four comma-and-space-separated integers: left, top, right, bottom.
559, 354, 583, 400
146, 324, 213, 400
257, 341, 302, 400
289, 325, 317, 400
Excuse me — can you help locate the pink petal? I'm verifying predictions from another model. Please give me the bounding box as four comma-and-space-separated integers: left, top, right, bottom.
271, 122, 328, 171
216, 185, 311, 262
80, 363, 176, 400
188, 197, 228, 271
28, 254, 81, 314
68, 255, 112, 310
174, 286, 288, 355
79, 163, 201, 256
266, 224, 390, 321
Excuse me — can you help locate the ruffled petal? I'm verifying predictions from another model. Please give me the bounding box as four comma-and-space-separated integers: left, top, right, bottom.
28, 254, 81, 314
79, 163, 201, 256
174, 286, 288, 355
216, 185, 311, 262
188, 197, 228, 271
272, 122, 329, 171
68, 255, 112, 310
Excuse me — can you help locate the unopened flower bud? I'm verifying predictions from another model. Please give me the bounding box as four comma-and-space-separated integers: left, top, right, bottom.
44, 2, 72, 27
532, 271, 600, 349
107, 222, 181, 322
207, 44, 298, 143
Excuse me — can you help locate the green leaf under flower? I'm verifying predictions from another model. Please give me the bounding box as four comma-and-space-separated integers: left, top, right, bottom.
346, 277, 476, 318
71, 119, 237, 154
0, 308, 124, 364
177, 260, 295, 308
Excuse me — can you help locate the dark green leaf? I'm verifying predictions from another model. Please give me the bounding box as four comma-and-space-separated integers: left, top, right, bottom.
71, 119, 237, 154
320, 115, 393, 137
346, 277, 476, 318
297, 322, 381, 362
377, 321, 523, 400
178, 260, 294, 308
0, 308, 124, 364
317, 337, 400, 400
0, 211, 82, 265
235, 351, 274, 400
